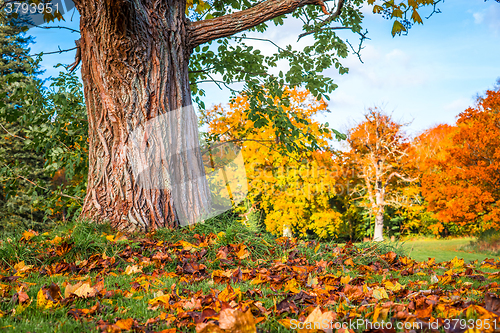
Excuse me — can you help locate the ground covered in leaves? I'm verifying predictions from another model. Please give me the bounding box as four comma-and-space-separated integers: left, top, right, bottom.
0, 219, 500, 333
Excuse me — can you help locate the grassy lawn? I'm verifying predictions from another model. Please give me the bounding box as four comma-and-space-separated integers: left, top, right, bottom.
400, 237, 499, 263
1, 219, 500, 332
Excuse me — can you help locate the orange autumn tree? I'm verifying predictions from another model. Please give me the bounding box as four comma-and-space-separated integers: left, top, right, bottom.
405, 124, 457, 236
202, 87, 344, 238
346, 109, 416, 241
422, 88, 500, 235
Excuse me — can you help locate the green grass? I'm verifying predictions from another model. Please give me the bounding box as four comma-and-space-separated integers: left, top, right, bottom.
400, 237, 498, 263
1, 216, 500, 332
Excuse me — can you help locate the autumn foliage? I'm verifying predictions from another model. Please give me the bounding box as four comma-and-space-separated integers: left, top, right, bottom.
421, 89, 500, 235
345, 109, 416, 241
203, 88, 345, 238
2, 222, 500, 332
202, 84, 500, 239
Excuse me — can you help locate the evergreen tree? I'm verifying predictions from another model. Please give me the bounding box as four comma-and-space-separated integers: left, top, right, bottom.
0, 11, 50, 233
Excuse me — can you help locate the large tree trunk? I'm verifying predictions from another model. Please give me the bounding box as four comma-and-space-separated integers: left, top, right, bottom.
76, 0, 211, 231
72, 0, 334, 231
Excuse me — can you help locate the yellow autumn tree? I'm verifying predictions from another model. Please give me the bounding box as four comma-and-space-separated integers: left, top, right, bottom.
202, 87, 344, 238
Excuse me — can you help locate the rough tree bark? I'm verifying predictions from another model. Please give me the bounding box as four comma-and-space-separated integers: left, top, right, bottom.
72, 0, 337, 231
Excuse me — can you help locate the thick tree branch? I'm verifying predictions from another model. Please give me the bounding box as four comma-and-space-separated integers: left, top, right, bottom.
187, 0, 334, 48
297, 0, 346, 41
385, 172, 418, 186
67, 39, 82, 72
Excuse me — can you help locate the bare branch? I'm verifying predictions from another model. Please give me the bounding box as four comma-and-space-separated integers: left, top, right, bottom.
187, 0, 336, 48
32, 25, 80, 34
29, 46, 77, 57
14, 17, 80, 33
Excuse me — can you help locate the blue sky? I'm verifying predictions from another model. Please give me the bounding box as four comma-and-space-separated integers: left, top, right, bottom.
27, 0, 500, 137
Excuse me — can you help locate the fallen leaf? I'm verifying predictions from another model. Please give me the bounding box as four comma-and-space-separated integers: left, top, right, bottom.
124, 265, 143, 275
37, 283, 62, 309
344, 258, 355, 267
115, 318, 134, 330
307, 273, 318, 287
372, 287, 389, 301
13, 261, 34, 277
219, 308, 256, 333
235, 245, 251, 260
299, 306, 337, 333
284, 278, 300, 293
196, 322, 225, 333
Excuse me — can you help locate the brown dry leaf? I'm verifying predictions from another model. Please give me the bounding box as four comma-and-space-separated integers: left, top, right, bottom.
183, 297, 202, 310
64, 281, 83, 298
235, 245, 251, 260
299, 306, 337, 333
21, 230, 37, 242
13, 261, 34, 277
485, 293, 500, 314
64, 280, 100, 299
72, 282, 96, 298
115, 318, 134, 330
124, 265, 143, 275
219, 308, 256, 333
158, 329, 177, 333
344, 258, 355, 267
284, 278, 300, 293
218, 284, 242, 303
196, 322, 225, 333
50, 235, 63, 245
36, 283, 62, 310
415, 304, 433, 318
17, 289, 30, 306
278, 318, 294, 329
216, 248, 228, 260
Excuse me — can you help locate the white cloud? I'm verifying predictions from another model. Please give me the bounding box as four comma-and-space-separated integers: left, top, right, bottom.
443, 97, 473, 114
385, 48, 410, 66
338, 45, 431, 90
473, 4, 500, 34
473, 12, 484, 24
